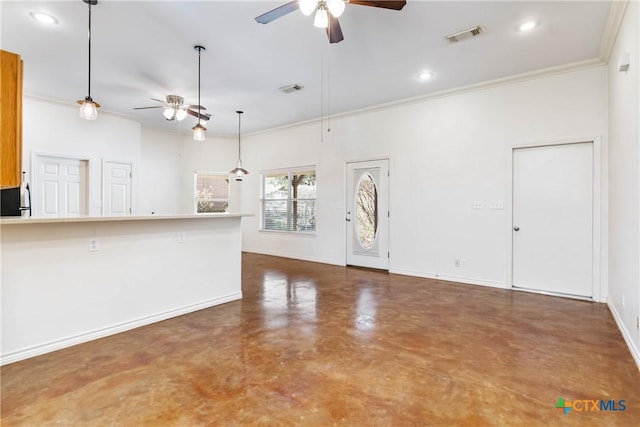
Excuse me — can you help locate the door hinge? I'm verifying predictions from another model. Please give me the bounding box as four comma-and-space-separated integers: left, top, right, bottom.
130, 172, 132, 178
388, 211, 390, 218
388, 251, 390, 258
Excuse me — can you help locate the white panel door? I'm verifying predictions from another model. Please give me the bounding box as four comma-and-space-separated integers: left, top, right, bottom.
35, 155, 88, 217
346, 160, 389, 270
104, 161, 132, 216
512, 143, 593, 297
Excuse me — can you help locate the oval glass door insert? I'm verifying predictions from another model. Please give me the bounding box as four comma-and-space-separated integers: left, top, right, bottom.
356, 172, 378, 250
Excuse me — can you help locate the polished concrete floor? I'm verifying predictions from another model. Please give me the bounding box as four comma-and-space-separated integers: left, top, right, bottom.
1, 253, 639, 426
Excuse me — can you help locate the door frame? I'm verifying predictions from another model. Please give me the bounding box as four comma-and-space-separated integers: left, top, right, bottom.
345, 157, 390, 269
102, 159, 134, 215
506, 137, 602, 302
31, 152, 92, 217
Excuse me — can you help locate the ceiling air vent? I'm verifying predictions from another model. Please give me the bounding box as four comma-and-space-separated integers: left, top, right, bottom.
279, 84, 304, 94
446, 25, 482, 43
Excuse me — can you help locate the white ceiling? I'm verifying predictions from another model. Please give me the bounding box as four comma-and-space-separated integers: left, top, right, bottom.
1, 0, 613, 135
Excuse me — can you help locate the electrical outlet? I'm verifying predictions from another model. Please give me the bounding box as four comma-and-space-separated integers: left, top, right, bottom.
89, 239, 99, 251
490, 200, 504, 210
454, 259, 460, 267
178, 232, 186, 244
473, 201, 483, 209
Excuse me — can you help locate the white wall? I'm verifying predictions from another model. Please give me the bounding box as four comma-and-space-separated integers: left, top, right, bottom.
240, 66, 608, 291
22, 97, 141, 215
140, 127, 241, 215
607, 0, 640, 367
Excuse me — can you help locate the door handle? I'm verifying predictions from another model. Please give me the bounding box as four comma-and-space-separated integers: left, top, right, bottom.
346, 218, 351, 222
513, 226, 520, 231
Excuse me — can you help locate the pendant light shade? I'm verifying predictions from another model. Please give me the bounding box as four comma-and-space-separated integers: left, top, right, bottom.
162, 107, 188, 121
193, 45, 207, 141
79, 98, 99, 120
299, 0, 317, 16
77, 0, 100, 120
327, 0, 345, 17
230, 110, 249, 181
301, 0, 345, 24
175, 108, 188, 121
163, 108, 176, 120
313, 4, 329, 28
192, 122, 206, 141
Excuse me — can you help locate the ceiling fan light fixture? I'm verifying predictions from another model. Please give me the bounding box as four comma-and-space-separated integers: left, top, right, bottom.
163, 107, 176, 120
299, 0, 317, 16
327, 0, 345, 18
175, 108, 188, 121
314, 6, 329, 28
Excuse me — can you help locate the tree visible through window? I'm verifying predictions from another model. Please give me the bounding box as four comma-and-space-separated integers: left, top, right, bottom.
262, 168, 316, 232
194, 173, 229, 213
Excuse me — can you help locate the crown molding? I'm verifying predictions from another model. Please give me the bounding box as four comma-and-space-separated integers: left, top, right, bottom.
598, 0, 630, 63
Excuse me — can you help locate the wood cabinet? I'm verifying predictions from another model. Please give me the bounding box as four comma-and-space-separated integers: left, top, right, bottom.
1, 50, 23, 188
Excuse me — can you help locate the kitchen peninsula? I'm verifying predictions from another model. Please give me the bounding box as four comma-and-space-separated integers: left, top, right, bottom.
0, 213, 249, 365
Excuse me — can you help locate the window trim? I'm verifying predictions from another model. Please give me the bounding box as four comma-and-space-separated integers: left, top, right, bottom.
193, 171, 230, 214
260, 165, 316, 234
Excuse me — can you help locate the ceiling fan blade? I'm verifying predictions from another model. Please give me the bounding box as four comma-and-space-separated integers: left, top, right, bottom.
150, 97, 167, 104
186, 109, 211, 121
255, 1, 299, 24
133, 106, 164, 110
185, 105, 207, 110
349, 0, 406, 10
327, 15, 344, 44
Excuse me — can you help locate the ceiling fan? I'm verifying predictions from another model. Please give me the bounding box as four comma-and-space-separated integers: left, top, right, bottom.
255, 0, 406, 44
133, 95, 211, 122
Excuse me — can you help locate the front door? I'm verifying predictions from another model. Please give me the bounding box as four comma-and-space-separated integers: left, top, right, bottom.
512, 142, 594, 298
346, 160, 389, 270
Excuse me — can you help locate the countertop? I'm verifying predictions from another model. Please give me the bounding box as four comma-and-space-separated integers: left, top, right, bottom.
0, 213, 251, 225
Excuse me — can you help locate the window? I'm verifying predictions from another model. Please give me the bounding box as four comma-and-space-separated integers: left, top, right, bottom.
262, 167, 316, 232
194, 173, 229, 213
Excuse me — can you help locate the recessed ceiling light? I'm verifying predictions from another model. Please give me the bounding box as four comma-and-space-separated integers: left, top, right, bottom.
418, 72, 434, 81
518, 21, 537, 32
30, 11, 59, 25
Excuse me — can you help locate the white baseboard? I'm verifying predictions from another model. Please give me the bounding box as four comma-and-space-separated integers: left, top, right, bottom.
0, 292, 242, 366
390, 268, 509, 290
607, 301, 640, 370
242, 248, 345, 267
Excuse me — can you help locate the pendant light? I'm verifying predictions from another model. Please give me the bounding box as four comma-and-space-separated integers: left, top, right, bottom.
77, 0, 100, 120
230, 110, 249, 181
192, 45, 207, 141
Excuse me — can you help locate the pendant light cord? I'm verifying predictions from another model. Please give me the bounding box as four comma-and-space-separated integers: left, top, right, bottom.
197, 48, 201, 124
238, 111, 242, 159
320, 54, 324, 142
87, 3, 92, 100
